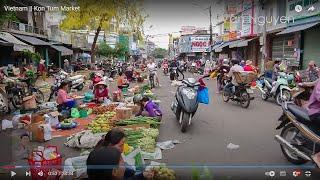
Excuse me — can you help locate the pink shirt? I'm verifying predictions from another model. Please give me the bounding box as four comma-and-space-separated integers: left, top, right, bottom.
57, 89, 71, 105
306, 80, 320, 116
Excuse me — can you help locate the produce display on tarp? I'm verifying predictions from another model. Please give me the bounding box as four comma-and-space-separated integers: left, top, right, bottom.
87, 112, 116, 133
115, 116, 161, 128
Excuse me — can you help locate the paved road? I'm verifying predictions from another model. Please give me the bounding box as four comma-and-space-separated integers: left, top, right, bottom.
154, 72, 319, 179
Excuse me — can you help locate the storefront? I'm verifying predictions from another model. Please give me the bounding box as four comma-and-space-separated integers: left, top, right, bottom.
302, 24, 320, 68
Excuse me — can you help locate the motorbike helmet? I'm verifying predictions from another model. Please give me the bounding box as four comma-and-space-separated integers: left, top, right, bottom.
133, 94, 143, 104
222, 59, 229, 65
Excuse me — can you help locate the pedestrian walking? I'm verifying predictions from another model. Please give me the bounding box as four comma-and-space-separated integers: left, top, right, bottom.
37, 59, 46, 81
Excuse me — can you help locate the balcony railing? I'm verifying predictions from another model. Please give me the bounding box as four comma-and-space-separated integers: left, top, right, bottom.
2, 21, 47, 37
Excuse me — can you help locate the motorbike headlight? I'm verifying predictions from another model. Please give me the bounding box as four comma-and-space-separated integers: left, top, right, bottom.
182, 89, 196, 99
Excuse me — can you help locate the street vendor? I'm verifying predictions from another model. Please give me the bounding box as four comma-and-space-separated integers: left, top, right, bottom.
117, 72, 129, 90
56, 81, 77, 110
134, 95, 162, 121
87, 146, 153, 180
94, 81, 109, 103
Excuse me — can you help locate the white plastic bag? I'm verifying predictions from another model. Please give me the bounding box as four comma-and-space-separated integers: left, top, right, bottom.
65, 130, 106, 149
64, 155, 88, 179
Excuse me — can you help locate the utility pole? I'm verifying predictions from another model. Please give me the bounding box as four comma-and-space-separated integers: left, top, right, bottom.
209, 5, 213, 61
261, 1, 267, 73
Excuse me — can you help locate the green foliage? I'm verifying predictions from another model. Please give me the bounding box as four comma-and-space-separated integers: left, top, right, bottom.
192, 167, 213, 180
152, 48, 167, 59
59, 0, 146, 61
97, 41, 128, 59
21, 50, 42, 64
0, 0, 18, 26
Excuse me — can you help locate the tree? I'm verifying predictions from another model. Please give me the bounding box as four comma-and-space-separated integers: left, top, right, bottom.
0, 0, 18, 27
60, 0, 145, 63
97, 41, 129, 59
152, 48, 167, 59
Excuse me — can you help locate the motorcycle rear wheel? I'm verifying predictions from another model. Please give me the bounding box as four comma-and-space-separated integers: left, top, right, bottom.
240, 91, 250, 108
280, 123, 308, 165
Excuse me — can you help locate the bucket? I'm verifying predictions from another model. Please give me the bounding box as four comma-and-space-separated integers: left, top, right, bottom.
23, 95, 37, 110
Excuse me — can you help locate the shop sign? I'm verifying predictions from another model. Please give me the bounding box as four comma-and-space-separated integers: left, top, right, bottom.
229, 31, 238, 40
190, 36, 210, 52
241, 0, 254, 37
222, 34, 230, 42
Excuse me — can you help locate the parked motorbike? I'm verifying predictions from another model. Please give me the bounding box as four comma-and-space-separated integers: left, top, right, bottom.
275, 102, 320, 166
257, 72, 293, 106
5, 77, 44, 109
162, 66, 168, 77
222, 72, 254, 108
48, 70, 84, 101
171, 74, 209, 133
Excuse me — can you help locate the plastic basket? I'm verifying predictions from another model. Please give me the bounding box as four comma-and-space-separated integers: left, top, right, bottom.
27, 146, 62, 180
79, 109, 88, 118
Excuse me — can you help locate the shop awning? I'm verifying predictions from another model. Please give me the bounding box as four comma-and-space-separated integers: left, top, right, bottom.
12, 34, 51, 46
51, 45, 73, 56
228, 40, 244, 48
215, 41, 236, 52
0, 39, 13, 46
229, 38, 258, 48
0, 32, 34, 52
277, 22, 319, 35
211, 43, 223, 51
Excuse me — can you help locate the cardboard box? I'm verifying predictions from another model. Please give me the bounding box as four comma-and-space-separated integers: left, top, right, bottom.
126, 104, 140, 115
115, 107, 133, 120
27, 122, 44, 142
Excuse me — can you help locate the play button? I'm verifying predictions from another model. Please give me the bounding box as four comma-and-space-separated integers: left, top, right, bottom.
11, 171, 16, 177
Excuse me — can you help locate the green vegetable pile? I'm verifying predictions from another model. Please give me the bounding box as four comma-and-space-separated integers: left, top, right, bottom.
152, 166, 176, 180
124, 128, 159, 153
115, 116, 160, 128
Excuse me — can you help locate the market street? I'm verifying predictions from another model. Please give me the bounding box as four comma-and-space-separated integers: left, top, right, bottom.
154, 72, 314, 178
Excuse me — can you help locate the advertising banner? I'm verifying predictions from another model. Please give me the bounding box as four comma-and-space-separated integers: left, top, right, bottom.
190, 36, 210, 52
241, 0, 254, 37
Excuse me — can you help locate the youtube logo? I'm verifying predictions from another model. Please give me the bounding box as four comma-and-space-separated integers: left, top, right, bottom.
293, 170, 302, 177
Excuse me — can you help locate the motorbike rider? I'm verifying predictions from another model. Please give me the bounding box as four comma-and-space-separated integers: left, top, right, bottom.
300, 69, 320, 166
217, 59, 230, 93
224, 59, 244, 97
63, 59, 72, 73
147, 59, 160, 86
272, 59, 281, 81
306, 61, 319, 82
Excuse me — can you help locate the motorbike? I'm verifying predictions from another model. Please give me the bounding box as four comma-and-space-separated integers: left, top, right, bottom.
171, 73, 208, 133
256, 72, 293, 106
275, 102, 320, 166
188, 62, 197, 73
48, 70, 84, 101
163, 63, 169, 75
47, 63, 60, 77
148, 70, 157, 89
5, 77, 44, 109
222, 72, 254, 108
170, 67, 181, 81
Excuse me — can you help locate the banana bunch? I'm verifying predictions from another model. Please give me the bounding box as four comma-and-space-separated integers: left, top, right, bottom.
88, 111, 116, 133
